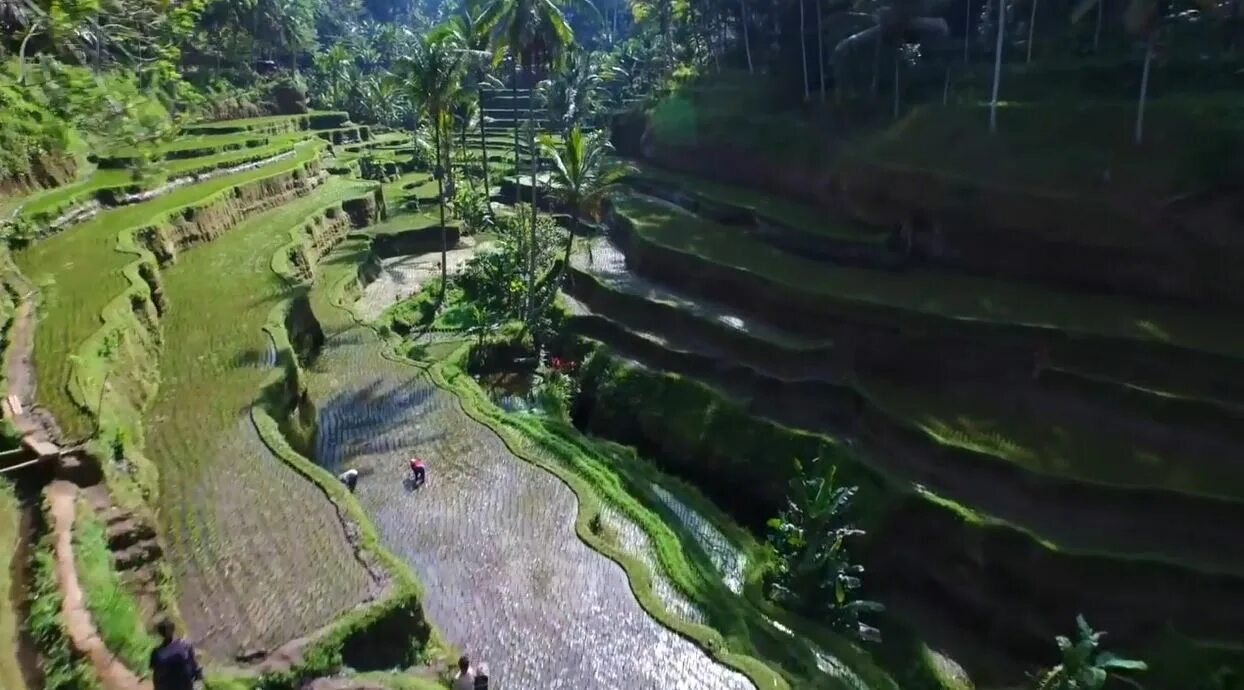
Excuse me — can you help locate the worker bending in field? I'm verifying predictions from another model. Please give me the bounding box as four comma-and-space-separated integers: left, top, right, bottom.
408, 457, 426, 488
339, 468, 359, 492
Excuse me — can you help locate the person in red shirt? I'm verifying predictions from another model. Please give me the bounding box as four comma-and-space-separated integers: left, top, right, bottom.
409, 457, 426, 487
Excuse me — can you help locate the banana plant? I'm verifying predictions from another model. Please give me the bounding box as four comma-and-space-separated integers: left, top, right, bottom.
1035, 616, 1147, 690
766, 457, 884, 642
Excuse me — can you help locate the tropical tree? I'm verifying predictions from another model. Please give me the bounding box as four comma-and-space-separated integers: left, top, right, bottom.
313, 41, 354, 106
480, 0, 580, 318
538, 49, 607, 131
766, 457, 883, 642
360, 73, 406, 126
1034, 616, 1147, 690
402, 34, 465, 309
437, 7, 498, 205
539, 126, 629, 283
1071, 0, 1219, 143
988, 0, 1006, 133
830, 0, 949, 101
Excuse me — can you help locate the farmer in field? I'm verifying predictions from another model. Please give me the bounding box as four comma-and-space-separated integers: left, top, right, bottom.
452, 655, 475, 690
409, 456, 426, 487
339, 468, 360, 492
150, 619, 203, 690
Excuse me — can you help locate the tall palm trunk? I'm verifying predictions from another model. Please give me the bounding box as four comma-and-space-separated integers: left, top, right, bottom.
989, 0, 1006, 134
871, 28, 882, 97
1026, 0, 1038, 63
964, 0, 972, 61
478, 92, 492, 207
817, 0, 826, 102
1093, 0, 1104, 52
560, 197, 578, 280
799, 0, 810, 101
433, 121, 448, 309
512, 59, 521, 205
740, 0, 754, 73
893, 47, 901, 119
1135, 31, 1155, 144
525, 64, 539, 320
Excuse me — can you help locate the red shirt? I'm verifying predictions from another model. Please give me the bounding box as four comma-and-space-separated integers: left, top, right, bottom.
410, 458, 423, 471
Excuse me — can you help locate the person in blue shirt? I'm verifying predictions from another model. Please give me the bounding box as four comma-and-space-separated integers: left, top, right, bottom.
149, 620, 202, 690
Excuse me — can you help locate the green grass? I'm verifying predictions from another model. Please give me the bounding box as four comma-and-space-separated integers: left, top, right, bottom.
144, 177, 377, 655
0, 479, 28, 690
629, 163, 889, 245
28, 528, 101, 690
16, 143, 321, 439
17, 169, 129, 218
425, 342, 914, 690
860, 377, 1244, 503
616, 194, 1244, 360
183, 111, 346, 132
73, 507, 157, 674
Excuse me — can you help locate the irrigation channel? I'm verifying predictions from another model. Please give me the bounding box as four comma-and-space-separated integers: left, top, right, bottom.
305, 246, 755, 689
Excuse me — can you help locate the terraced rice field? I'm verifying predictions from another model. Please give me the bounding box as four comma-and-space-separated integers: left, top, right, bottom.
143, 178, 378, 657
16, 143, 321, 439
617, 194, 1244, 359
303, 246, 753, 690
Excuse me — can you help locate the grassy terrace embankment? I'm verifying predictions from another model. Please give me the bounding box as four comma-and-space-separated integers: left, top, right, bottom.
614, 193, 1243, 361
0, 479, 29, 690
16, 142, 322, 439
144, 176, 380, 658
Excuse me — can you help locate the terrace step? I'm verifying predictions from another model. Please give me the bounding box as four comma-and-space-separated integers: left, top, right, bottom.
609, 192, 1244, 407
569, 236, 1244, 575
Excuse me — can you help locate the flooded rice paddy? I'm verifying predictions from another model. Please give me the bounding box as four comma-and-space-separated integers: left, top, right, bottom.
305, 283, 753, 689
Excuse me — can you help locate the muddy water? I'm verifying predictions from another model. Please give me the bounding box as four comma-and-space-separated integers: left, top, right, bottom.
307, 310, 753, 689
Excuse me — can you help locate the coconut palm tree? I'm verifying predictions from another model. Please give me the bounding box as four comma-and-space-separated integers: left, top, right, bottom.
831, 0, 949, 100
402, 34, 466, 309
539, 126, 631, 284
437, 8, 499, 206
989, 0, 1006, 133
1071, 0, 1217, 143
480, 0, 581, 315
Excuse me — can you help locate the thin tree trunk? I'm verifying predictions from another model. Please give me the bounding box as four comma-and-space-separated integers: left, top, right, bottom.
893, 47, 901, 119
741, 0, 754, 73
1026, 0, 1038, 63
434, 122, 448, 310
561, 204, 578, 281
19, 25, 41, 85
526, 66, 539, 321
800, 0, 810, 101
943, 65, 952, 104
1093, 0, 1104, 52
513, 59, 522, 206
1135, 31, 1154, 145
964, 0, 972, 61
989, 0, 1005, 133
817, 0, 826, 101
871, 28, 882, 97
478, 92, 492, 209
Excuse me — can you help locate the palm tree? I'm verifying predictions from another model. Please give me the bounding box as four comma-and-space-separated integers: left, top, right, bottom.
480, 0, 580, 317
313, 42, 353, 107
1070, 0, 1215, 143
403, 35, 466, 309
989, 0, 1006, 133
438, 8, 498, 206
831, 0, 949, 100
540, 127, 630, 285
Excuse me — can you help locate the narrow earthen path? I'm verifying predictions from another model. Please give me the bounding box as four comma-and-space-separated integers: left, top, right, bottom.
47, 480, 152, 690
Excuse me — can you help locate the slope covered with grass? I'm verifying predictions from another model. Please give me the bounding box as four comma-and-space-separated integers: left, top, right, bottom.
144, 177, 378, 657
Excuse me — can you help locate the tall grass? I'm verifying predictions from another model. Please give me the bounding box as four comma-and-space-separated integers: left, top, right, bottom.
0, 479, 29, 690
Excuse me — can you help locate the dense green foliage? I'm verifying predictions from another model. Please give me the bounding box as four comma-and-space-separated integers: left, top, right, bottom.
1035, 617, 1147, 690
73, 510, 157, 675
766, 458, 883, 643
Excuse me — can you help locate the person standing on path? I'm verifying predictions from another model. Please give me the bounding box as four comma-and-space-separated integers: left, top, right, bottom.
452, 655, 475, 690
149, 620, 202, 690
